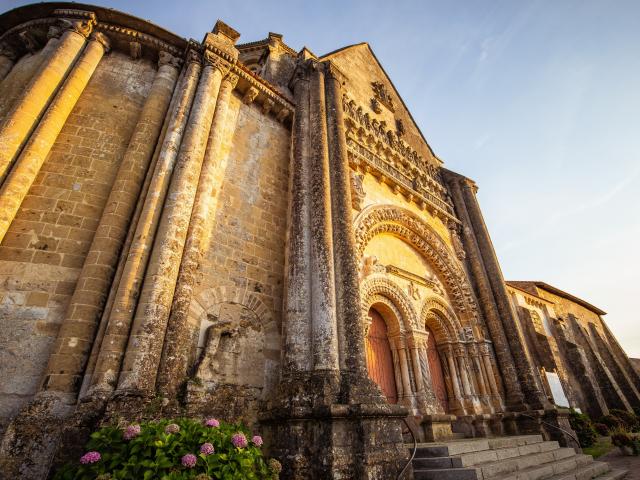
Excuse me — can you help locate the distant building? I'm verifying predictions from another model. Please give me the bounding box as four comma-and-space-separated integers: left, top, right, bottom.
0, 3, 638, 479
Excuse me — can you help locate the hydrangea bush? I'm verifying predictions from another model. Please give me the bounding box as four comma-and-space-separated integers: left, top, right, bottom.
53, 418, 281, 480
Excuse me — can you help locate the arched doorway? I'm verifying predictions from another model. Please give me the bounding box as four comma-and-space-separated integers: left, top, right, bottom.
425, 326, 448, 412
365, 308, 398, 404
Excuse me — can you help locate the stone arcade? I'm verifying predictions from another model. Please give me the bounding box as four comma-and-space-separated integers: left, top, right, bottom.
0, 3, 638, 479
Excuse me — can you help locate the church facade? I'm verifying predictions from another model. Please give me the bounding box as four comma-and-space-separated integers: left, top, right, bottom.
0, 3, 638, 478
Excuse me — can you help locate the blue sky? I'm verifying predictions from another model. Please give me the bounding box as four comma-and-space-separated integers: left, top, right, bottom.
6, 0, 640, 356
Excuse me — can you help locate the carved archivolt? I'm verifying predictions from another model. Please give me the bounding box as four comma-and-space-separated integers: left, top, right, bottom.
360, 275, 419, 334
354, 204, 478, 322
420, 296, 463, 343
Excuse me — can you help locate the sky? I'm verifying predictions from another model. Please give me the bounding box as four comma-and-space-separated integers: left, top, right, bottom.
5, 0, 640, 356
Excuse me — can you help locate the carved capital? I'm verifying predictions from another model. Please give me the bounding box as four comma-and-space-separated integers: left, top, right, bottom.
289, 58, 316, 90
224, 72, 239, 89
158, 51, 181, 69
323, 60, 347, 86
242, 86, 259, 104
203, 50, 230, 74
185, 48, 201, 65
59, 18, 95, 38
90, 32, 111, 53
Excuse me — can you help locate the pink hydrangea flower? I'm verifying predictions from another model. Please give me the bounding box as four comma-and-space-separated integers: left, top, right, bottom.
181, 453, 197, 468
80, 451, 101, 464
200, 442, 215, 455
165, 423, 180, 434
204, 418, 220, 428
231, 432, 248, 448
123, 424, 141, 440
252, 435, 263, 447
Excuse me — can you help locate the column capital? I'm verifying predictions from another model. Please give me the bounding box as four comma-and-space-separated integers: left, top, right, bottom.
323, 60, 347, 86
90, 32, 111, 53
185, 47, 201, 65
158, 51, 181, 69
203, 50, 231, 75
288, 57, 317, 91
224, 72, 239, 89
58, 18, 95, 39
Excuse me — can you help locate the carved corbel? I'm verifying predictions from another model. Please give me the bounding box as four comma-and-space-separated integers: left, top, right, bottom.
185, 48, 201, 65
262, 98, 275, 115
129, 41, 142, 60
18, 30, 39, 53
242, 86, 259, 104
276, 107, 291, 123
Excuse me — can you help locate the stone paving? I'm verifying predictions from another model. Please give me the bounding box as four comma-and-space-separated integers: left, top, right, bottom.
601, 448, 640, 480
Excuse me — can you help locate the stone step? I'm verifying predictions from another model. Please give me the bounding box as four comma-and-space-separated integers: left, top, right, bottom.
413, 449, 588, 480
414, 435, 544, 458
594, 468, 628, 480
542, 461, 612, 480
413, 441, 562, 469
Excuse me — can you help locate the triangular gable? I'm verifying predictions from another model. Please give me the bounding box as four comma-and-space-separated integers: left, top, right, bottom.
321, 43, 442, 166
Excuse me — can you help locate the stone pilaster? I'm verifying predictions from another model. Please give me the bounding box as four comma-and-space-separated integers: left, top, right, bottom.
42, 50, 180, 396
0, 30, 108, 246
456, 175, 549, 410
157, 71, 239, 397
86, 53, 202, 397
0, 13, 95, 184
444, 171, 527, 410
116, 50, 228, 396
0, 41, 18, 81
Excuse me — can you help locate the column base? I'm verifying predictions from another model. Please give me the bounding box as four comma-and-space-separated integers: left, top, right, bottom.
420, 413, 456, 441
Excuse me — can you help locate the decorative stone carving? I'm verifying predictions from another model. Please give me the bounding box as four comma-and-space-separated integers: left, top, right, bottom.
90, 32, 111, 53
186, 48, 201, 65
372, 80, 395, 111
450, 226, 466, 260
243, 86, 259, 104
275, 107, 291, 123
129, 41, 142, 59
354, 205, 478, 318
225, 72, 239, 88
408, 281, 421, 300
59, 18, 95, 38
203, 50, 231, 75
371, 97, 382, 114
262, 98, 274, 115
342, 94, 455, 220
360, 276, 419, 331
0, 42, 17, 61
396, 118, 405, 137
359, 254, 386, 280
463, 326, 475, 342
158, 51, 181, 69
350, 170, 365, 211
18, 30, 39, 52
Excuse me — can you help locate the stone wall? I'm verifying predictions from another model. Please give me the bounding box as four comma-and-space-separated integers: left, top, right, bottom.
0, 51, 155, 428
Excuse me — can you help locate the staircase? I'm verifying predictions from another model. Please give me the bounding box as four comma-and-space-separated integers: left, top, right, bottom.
410, 435, 627, 480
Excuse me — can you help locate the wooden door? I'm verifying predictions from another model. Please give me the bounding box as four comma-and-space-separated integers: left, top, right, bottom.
426, 327, 449, 412
366, 308, 398, 404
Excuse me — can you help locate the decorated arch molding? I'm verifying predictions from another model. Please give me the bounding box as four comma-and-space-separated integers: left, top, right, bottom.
360, 275, 419, 334
354, 204, 478, 321
191, 286, 278, 349
420, 295, 463, 343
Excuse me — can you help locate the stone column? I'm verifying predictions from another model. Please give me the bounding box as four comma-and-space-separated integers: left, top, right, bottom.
445, 172, 526, 409
323, 60, 373, 397
458, 176, 548, 409
390, 339, 405, 399
444, 346, 462, 401
117, 51, 226, 395
281, 59, 313, 374
398, 342, 413, 402
0, 15, 94, 183
455, 345, 473, 397
408, 336, 425, 394
308, 64, 339, 372
42, 51, 180, 395
0, 41, 18, 81
85, 53, 202, 396
0, 31, 108, 248
480, 343, 502, 398
157, 71, 239, 396
470, 345, 488, 397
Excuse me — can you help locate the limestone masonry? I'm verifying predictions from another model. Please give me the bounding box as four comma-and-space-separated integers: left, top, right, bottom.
0, 3, 638, 478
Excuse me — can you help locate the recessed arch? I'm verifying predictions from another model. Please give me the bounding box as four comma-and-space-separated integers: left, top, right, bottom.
360, 275, 419, 333
421, 295, 463, 344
